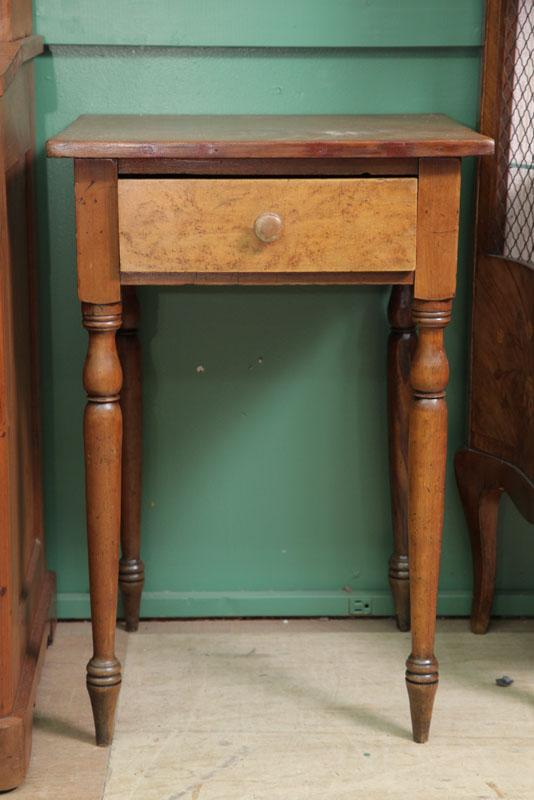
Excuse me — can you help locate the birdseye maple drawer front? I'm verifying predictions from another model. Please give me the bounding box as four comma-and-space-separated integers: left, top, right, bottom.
118, 177, 417, 274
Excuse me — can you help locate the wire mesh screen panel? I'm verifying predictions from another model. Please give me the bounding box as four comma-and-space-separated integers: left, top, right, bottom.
492, 0, 534, 265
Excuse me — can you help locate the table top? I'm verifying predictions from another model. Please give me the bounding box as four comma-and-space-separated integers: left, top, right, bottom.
47, 114, 494, 160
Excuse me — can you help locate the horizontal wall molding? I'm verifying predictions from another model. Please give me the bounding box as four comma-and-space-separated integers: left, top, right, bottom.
35, 0, 484, 48
56, 590, 534, 620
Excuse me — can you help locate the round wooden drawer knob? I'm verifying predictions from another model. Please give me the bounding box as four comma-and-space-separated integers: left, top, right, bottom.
254, 212, 283, 243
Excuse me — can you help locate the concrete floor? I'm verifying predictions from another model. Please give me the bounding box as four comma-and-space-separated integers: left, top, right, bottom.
13, 619, 534, 799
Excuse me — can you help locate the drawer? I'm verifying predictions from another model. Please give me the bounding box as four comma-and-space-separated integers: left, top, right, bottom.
118, 178, 417, 275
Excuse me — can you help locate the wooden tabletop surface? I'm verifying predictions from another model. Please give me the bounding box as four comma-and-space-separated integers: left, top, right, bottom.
47, 114, 494, 160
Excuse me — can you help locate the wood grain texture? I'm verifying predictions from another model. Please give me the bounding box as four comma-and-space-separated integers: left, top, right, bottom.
414, 158, 461, 300
118, 178, 417, 275
47, 114, 494, 160
118, 157, 419, 177
457, 0, 534, 638
0, 0, 32, 41
74, 159, 121, 303
456, 449, 501, 636
406, 299, 452, 743
455, 448, 534, 634
0, 36, 43, 96
0, 99, 37, 723
120, 270, 414, 286
469, 255, 534, 479
0, 19, 54, 790
0, 572, 55, 791
82, 302, 123, 747
1, 55, 33, 172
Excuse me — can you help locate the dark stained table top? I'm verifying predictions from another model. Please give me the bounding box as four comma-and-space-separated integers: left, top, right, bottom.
47, 114, 494, 160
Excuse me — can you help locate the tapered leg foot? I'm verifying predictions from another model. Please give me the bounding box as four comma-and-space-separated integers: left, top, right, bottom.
455, 448, 502, 635
469, 483, 500, 635
83, 302, 123, 747
87, 657, 122, 747
406, 300, 451, 744
389, 554, 410, 632
405, 656, 439, 743
119, 558, 145, 632
387, 286, 416, 631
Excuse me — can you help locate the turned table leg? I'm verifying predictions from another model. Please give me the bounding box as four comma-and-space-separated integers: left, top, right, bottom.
117, 287, 144, 631
387, 285, 416, 631
405, 299, 451, 743
83, 302, 123, 747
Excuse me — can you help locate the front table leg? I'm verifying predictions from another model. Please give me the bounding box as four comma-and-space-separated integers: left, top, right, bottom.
405, 299, 451, 743
82, 302, 123, 747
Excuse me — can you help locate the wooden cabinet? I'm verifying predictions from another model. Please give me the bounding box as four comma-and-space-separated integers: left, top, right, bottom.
0, 7, 55, 791
455, 0, 534, 633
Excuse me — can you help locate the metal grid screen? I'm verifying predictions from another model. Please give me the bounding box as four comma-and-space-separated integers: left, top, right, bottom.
493, 0, 534, 265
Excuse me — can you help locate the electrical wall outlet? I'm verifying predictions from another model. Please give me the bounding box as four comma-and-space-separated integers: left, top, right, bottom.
349, 597, 372, 616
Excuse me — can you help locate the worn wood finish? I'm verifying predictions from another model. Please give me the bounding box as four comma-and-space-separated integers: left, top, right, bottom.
455, 449, 534, 634
0, 45, 39, 177
117, 287, 144, 632
0, 5, 54, 789
119, 178, 417, 275
406, 299, 451, 744
469, 256, 534, 478
460, 255, 534, 633
118, 157, 419, 177
456, 452, 500, 637
0, 572, 55, 788
82, 302, 123, 747
0, 36, 43, 96
74, 158, 121, 304
387, 285, 416, 632
47, 114, 494, 160
414, 158, 461, 300
121, 270, 414, 287
456, 0, 534, 634
0, 0, 32, 41
48, 114, 491, 746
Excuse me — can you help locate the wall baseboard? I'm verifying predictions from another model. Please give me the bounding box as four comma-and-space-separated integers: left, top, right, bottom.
56, 590, 534, 620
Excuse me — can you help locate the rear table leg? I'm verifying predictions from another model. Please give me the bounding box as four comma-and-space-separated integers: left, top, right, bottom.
117, 287, 144, 632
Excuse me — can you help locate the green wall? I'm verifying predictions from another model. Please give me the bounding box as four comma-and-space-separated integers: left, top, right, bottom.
34, 1, 534, 619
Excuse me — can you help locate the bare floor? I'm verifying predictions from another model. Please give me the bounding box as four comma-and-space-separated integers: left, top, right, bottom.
13, 619, 534, 799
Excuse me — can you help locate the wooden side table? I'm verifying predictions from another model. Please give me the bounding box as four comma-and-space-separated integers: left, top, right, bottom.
47, 115, 492, 745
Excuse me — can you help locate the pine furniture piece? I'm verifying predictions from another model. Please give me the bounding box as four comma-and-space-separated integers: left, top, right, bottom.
455, 0, 534, 634
0, 1, 55, 791
47, 114, 492, 745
